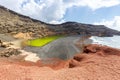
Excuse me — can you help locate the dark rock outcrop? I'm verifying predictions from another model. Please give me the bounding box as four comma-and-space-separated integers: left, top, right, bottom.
0, 48, 21, 57
57, 22, 120, 37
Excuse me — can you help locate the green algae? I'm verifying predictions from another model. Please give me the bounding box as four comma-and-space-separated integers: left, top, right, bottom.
27, 35, 64, 47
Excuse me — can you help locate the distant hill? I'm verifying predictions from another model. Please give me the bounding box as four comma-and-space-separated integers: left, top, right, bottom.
0, 5, 120, 38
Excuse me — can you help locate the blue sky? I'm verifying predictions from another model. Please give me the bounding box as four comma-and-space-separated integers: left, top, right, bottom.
65, 5, 120, 24
0, 0, 120, 30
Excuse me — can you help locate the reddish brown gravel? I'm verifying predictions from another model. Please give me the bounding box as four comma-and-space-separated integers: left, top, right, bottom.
0, 44, 120, 80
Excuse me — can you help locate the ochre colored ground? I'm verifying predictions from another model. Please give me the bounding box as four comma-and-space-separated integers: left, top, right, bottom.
0, 44, 120, 80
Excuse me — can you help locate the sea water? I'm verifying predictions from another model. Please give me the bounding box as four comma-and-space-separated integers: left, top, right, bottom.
90, 35, 120, 49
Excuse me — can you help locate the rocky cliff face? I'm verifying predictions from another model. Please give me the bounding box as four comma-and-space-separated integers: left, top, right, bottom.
0, 5, 120, 38
57, 22, 120, 36
0, 5, 55, 38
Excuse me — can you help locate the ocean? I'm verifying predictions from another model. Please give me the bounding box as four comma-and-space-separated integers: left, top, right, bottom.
90, 35, 120, 49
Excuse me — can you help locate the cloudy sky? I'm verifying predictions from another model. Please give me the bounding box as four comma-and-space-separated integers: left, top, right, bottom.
0, 0, 120, 30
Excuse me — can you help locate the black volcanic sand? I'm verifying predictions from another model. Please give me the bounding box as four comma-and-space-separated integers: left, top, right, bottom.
23, 35, 92, 60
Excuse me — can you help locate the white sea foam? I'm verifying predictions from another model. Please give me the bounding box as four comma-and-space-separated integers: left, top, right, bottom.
90, 35, 120, 49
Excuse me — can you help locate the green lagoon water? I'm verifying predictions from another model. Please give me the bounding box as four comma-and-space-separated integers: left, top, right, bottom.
27, 35, 64, 47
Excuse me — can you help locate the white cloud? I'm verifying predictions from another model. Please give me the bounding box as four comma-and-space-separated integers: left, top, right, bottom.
0, 0, 27, 12
94, 16, 120, 31
0, 0, 120, 23
78, 0, 120, 10
49, 19, 65, 24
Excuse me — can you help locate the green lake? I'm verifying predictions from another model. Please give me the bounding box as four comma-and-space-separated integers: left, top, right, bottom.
27, 35, 63, 47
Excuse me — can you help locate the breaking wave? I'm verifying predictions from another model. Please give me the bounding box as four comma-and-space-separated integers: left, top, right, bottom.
90, 35, 120, 49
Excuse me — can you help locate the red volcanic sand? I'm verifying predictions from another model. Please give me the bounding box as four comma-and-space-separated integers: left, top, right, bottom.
0, 44, 120, 80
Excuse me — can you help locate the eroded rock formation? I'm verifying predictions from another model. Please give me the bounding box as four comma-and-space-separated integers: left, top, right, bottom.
0, 44, 120, 80
0, 48, 21, 57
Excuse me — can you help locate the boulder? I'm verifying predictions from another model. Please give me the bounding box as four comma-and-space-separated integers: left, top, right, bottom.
0, 48, 21, 57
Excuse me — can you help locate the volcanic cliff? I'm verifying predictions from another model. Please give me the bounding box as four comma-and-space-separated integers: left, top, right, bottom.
1, 5, 120, 80
0, 5, 120, 38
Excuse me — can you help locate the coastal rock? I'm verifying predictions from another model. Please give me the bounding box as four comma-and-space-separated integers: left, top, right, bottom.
0, 40, 10, 48
0, 44, 120, 80
59, 22, 120, 36
69, 44, 120, 68
13, 32, 32, 39
0, 48, 21, 57
0, 5, 55, 38
0, 40, 2, 46
0, 5, 120, 38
